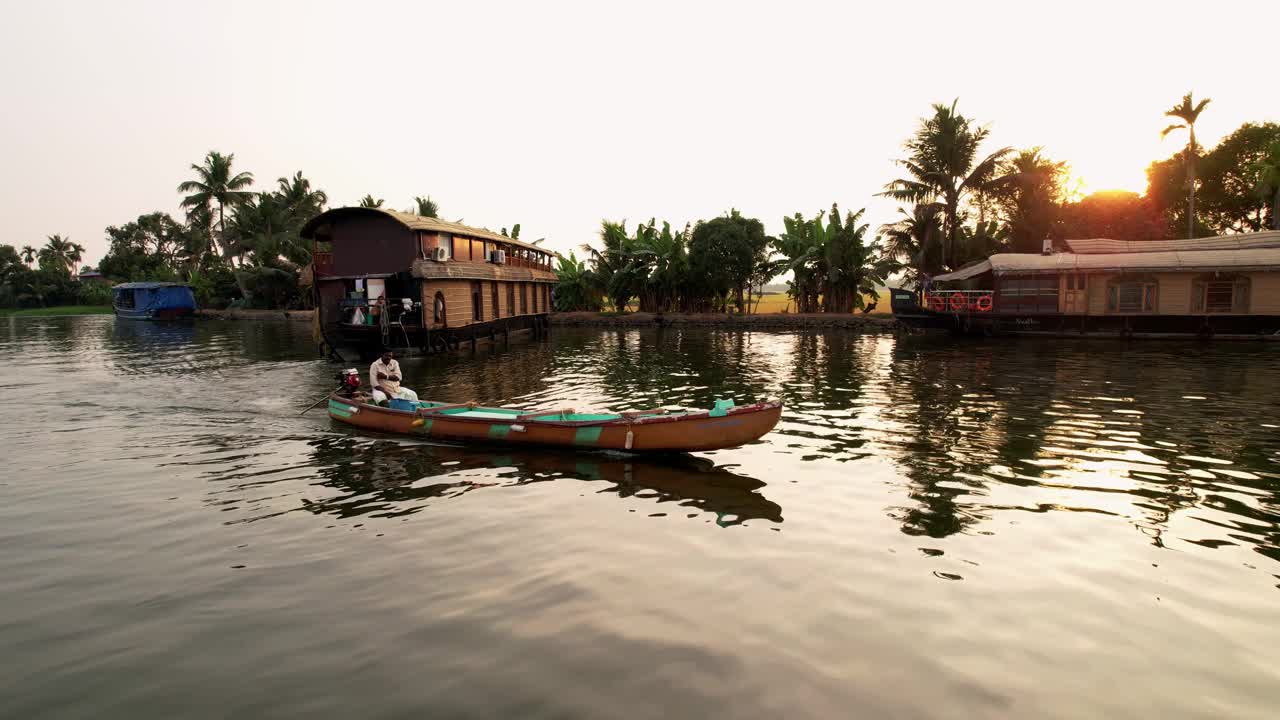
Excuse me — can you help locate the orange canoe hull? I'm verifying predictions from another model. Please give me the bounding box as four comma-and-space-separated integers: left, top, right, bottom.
326, 395, 782, 452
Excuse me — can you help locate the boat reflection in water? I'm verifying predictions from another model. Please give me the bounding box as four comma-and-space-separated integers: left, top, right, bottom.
300, 436, 782, 527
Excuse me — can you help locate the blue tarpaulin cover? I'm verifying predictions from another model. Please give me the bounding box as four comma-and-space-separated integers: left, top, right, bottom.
113, 283, 196, 314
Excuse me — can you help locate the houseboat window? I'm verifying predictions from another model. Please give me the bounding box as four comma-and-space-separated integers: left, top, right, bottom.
438, 234, 453, 259
471, 238, 484, 261
996, 275, 1058, 314
471, 282, 483, 321
451, 235, 465, 260
1193, 275, 1249, 313
116, 290, 134, 309
507, 283, 515, 317
491, 282, 499, 318
433, 291, 446, 325
1107, 276, 1158, 313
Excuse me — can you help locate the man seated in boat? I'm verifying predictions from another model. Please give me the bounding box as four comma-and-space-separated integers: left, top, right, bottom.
369, 350, 419, 405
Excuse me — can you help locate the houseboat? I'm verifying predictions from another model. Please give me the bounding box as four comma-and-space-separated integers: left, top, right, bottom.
891, 230, 1280, 339
112, 282, 197, 320
301, 207, 557, 358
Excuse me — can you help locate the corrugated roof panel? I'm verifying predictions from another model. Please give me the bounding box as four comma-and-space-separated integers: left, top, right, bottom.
988, 247, 1280, 275
1063, 231, 1280, 254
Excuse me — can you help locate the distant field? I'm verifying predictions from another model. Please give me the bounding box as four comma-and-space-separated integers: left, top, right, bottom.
750, 290, 889, 315
0, 305, 114, 317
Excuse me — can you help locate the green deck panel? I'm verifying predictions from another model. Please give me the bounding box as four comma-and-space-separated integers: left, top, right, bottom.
457, 410, 525, 420
534, 412, 620, 422
573, 426, 603, 445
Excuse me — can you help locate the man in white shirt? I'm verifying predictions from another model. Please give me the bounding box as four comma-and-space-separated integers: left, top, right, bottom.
368, 351, 419, 405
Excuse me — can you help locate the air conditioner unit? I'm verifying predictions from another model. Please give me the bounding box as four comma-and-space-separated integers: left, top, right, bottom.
490, 250, 507, 265
432, 246, 449, 262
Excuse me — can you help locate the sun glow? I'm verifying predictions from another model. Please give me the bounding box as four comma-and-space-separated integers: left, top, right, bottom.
1068, 166, 1150, 200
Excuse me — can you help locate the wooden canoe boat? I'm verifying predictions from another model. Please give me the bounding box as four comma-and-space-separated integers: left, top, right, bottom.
326, 395, 783, 452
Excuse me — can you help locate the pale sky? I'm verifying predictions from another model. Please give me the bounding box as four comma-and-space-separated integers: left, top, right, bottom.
1, 0, 1276, 266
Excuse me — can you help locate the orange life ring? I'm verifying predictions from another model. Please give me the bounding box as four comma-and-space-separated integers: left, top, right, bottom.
949, 292, 966, 311
928, 295, 945, 311
976, 295, 993, 312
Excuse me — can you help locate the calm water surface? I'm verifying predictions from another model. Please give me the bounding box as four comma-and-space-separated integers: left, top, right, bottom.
3, 316, 1279, 719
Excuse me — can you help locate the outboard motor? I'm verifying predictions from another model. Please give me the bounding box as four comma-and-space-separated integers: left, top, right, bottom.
335, 368, 361, 397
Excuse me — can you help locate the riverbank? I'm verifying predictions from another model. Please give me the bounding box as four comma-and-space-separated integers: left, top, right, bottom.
193, 308, 900, 331
196, 308, 314, 323
551, 311, 900, 331
0, 305, 113, 317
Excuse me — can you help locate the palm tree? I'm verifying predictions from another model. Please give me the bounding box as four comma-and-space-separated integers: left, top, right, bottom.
276, 172, 328, 221
1253, 140, 1280, 231
1161, 92, 1211, 239
38, 234, 75, 274
995, 148, 1069, 253
880, 205, 943, 287
358, 195, 384, 208
413, 195, 440, 217
66, 241, 85, 275
177, 151, 255, 260
20, 245, 36, 267
880, 100, 1013, 270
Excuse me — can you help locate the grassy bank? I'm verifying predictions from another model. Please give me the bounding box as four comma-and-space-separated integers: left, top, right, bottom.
0, 305, 114, 317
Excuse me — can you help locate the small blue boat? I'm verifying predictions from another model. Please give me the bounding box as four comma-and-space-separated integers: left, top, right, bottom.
112, 282, 197, 320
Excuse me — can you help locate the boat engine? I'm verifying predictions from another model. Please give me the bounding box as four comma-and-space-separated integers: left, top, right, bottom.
335, 368, 361, 397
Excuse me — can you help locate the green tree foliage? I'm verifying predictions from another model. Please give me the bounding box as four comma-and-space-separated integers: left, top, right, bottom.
773, 205, 899, 313
552, 251, 603, 311
359, 195, 385, 208
1253, 139, 1280, 231
992, 148, 1070, 253
501, 224, 521, 239
688, 210, 768, 313
20, 245, 36, 266
1198, 123, 1279, 233
0, 245, 23, 283
1160, 92, 1211, 238
879, 205, 943, 288
226, 171, 329, 308
629, 220, 693, 312
97, 213, 189, 281
880, 100, 1014, 270
413, 196, 439, 217
1148, 122, 1280, 236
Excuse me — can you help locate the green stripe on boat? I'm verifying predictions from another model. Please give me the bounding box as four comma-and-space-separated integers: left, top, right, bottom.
328, 400, 355, 418
573, 426, 603, 445
418, 418, 432, 435
488, 424, 510, 439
